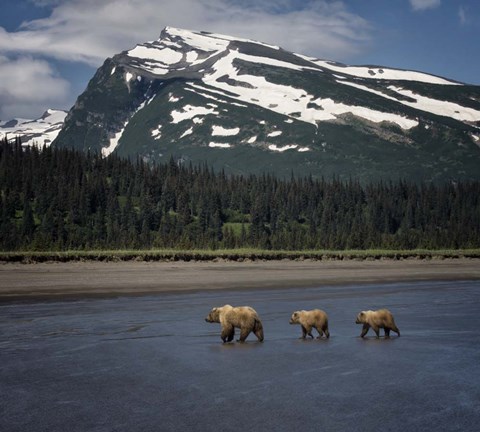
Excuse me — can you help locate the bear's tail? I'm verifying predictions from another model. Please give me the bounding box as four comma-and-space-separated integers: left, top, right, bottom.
254, 319, 264, 342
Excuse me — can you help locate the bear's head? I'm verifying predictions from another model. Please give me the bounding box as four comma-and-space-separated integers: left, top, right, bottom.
289, 311, 301, 324
205, 305, 233, 323
205, 307, 221, 323
356, 311, 368, 324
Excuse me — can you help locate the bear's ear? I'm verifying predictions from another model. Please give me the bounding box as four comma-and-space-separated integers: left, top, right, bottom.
360, 311, 365, 317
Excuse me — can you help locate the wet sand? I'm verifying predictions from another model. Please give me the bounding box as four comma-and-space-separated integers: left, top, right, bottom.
2, 280, 480, 431
1, 258, 479, 301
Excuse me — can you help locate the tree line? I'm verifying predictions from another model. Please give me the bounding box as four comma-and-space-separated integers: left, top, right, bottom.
1, 138, 479, 251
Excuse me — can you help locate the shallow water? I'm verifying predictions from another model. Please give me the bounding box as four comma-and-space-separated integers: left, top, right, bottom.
1, 280, 479, 431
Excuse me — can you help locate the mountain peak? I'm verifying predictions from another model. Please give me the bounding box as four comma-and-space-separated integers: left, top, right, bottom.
47, 28, 480, 181
160, 26, 280, 49
0, 110, 67, 146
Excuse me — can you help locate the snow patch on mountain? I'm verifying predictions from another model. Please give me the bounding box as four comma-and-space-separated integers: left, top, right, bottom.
168, 93, 181, 103
235, 52, 312, 72
388, 86, 480, 122
269, 144, 298, 152
168, 27, 230, 52
180, 127, 193, 138
151, 125, 162, 140
0, 109, 67, 147
103, 96, 156, 157
209, 142, 231, 148
103, 122, 127, 157
187, 83, 249, 108
340, 80, 480, 123
268, 131, 283, 137
470, 133, 480, 148
197, 49, 419, 130
339, 80, 402, 102
128, 46, 183, 65
171, 105, 219, 123
295, 54, 461, 85
212, 126, 240, 136
186, 51, 198, 63
165, 26, 280, 52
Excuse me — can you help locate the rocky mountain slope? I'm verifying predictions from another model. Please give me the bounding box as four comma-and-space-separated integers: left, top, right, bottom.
51, 27, 480, 181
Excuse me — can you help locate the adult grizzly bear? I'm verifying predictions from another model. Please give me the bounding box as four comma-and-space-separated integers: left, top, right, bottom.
205, 304, 264, 343
289, 309, 330, 339
355, 309, 400, 338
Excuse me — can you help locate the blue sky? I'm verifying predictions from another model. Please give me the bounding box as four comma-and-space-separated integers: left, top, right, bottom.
0, 0, 478, 119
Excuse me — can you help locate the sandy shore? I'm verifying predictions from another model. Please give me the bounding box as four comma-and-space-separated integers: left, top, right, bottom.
1, 258, 479, 302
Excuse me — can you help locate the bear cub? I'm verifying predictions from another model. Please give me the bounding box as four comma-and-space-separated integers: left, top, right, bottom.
355, 309, 400, 338
289, 309, 330, 339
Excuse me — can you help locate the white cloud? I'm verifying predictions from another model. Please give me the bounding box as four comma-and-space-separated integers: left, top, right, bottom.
0, 56, 69, 119
0, 0, 372, 118
409, 0, 441, 11
1, 0, 371, 65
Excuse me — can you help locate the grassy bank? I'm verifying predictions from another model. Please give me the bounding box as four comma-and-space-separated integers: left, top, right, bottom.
1, 249, 480, 263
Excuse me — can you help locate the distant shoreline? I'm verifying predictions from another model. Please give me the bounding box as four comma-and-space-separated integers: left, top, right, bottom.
1, 257, 479, 303
1, 248, 479, 264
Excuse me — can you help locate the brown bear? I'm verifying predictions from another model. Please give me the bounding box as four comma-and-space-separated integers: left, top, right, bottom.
289, 309, 330, 339
205, 304, 264, 343
355, 309, 400, 338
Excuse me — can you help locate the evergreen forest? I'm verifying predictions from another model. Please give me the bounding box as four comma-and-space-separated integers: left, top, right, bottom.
1, 138, 479, 252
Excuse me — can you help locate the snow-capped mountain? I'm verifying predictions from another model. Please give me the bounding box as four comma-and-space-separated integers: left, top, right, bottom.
53, 27, 480, 181
1, 109, 67, 147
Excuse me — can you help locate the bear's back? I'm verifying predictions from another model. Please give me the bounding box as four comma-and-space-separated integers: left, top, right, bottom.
222, 306, 259, 327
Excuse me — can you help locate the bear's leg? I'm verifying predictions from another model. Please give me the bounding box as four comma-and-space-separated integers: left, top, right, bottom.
253, 320, 264, 342
300, 325, 308, 339
318, 325, 329, 339
238, 326, 251, 343
371, 325, 380, 338
306, 325, 314, 339
323, 325, 330, 339
221, 324, 234, 343
385, 328, 391, 338
360, 324, 370, 338
392, 325, 400, 336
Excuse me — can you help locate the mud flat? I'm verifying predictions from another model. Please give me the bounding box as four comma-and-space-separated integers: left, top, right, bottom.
1, 258, 479, 301
1, 279, 480, 432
